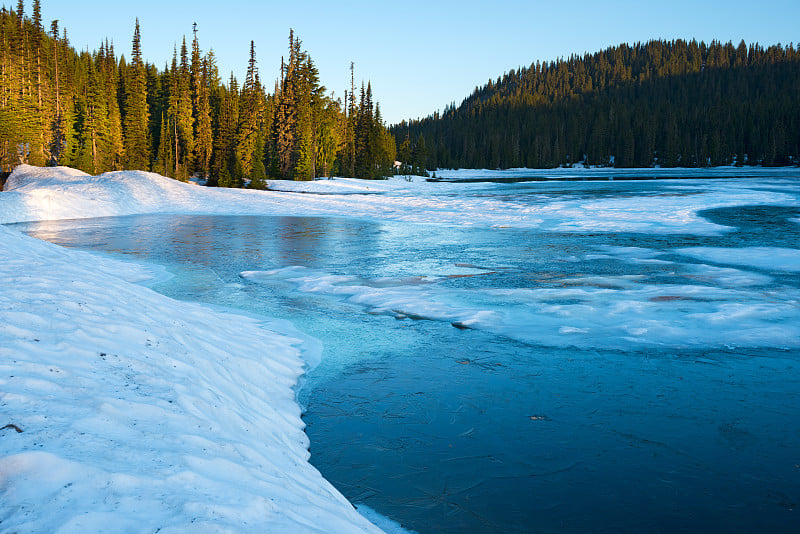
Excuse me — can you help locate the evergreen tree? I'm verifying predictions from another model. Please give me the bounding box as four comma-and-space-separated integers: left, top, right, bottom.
191, 25, 212, 177
235, 40, 261, 180
122, 18, 150, 169
215, 74, 240, 186
272, 31, 297, 179
195, 56, 213, 177
155, 110, 173, 176
293, 42, 323, 180
248, 129, 267, 189
176, 37, 195, 177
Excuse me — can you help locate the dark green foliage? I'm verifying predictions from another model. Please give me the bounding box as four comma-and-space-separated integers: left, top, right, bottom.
1, 2, 393, 183
340, 80, 395, 179
393, 40, 800, 169
122, 19, 149, 170
236, 40, 262, 181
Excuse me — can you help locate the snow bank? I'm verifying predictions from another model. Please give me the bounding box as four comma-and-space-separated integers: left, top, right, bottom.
0, 225, 382, 533
2, 164, 797, 235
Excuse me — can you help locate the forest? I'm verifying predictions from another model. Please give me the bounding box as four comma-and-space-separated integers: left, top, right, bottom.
392, 39, 800, 169
0, 1, 396, 184
4, 2, 800, 180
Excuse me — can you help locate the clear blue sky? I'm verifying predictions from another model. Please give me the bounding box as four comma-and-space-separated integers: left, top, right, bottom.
27, 0, 800, 124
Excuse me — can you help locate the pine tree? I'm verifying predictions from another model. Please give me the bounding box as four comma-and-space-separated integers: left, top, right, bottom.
195, 57, 213, 177
294, 45, 323, 180
102, 40, 124, 170
48, 19, 65, 165
215, 74, 240, 186
177, 37, 195, 177
315, 96, 342, 178
191, 25, 212, 177
248, 129, 267, 188
123, 18, 150, 170
235, 40, 261, 180
272, 31, 297, 179
80, 57, 110, 173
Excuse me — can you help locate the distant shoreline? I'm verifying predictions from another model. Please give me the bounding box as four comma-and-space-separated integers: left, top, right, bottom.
427, 165, 800, 183
428, 174, 749, 183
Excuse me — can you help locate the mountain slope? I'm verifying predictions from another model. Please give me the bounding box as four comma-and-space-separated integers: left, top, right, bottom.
392, 40, 800, 169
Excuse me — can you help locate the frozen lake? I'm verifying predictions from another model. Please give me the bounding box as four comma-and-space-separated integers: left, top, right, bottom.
13, 175, 800, 533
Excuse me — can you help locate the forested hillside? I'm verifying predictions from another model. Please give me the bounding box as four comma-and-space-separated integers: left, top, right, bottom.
392, 40, 800, 169
0, 1, 396, 183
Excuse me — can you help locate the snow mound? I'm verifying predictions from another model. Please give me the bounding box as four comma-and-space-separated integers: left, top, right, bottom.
3, 165, 798, 235
0, 225, 382, 533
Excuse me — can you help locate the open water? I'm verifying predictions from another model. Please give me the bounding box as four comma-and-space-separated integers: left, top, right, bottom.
13, 176, 800, 533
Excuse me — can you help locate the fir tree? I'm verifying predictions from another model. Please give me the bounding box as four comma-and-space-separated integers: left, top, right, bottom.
122, 18, 150, 170
194, 58, 213, 177
176, 37, 195, 177
235, 40, 261, 180
272, 31, 297, 179
248, 130, 267, 189
215, 74, 240, 186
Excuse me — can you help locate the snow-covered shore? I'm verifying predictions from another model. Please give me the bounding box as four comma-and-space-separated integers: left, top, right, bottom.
1, 164, 799, 532
1, 171, 384, 532
3, 164, 799, 234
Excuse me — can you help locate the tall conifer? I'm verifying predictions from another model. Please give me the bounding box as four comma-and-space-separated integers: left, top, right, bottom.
123, 18, 150, 169
235, 40, 261, 180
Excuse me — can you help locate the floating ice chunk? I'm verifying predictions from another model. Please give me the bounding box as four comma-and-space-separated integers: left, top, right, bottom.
684, 264, 773, 287
676, 247, 800, 272
561, 275, 646, 289
559, 326, 590, 334
584, 245, 673, 264
244, 266, 800, 350
595, 245, 667, 259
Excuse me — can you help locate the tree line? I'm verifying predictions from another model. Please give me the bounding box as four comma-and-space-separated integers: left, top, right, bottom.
0, 1, 396, 183
393, 39, 800, 169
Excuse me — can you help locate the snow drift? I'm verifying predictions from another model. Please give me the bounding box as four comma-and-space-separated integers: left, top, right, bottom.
1, 166, 388, 532
3, 164, 798, 234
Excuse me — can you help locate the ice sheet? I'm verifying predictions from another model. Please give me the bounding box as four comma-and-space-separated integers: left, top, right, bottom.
676, 247, 800, 272
243, 265, 800, 350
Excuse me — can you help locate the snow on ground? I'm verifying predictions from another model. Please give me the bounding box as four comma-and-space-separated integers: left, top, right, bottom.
0, 225, 382, 533
1, 165, 799, 531
2, 165, 798, 235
